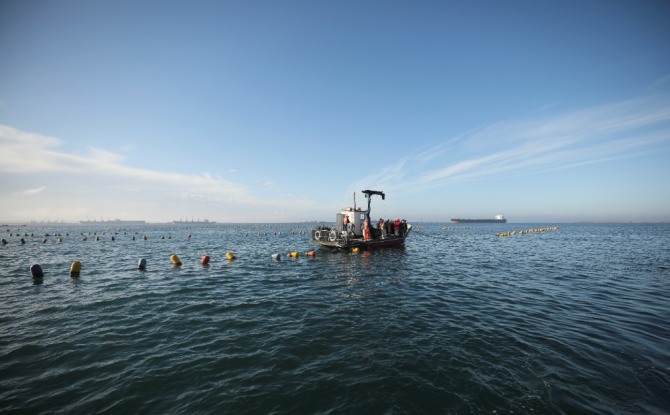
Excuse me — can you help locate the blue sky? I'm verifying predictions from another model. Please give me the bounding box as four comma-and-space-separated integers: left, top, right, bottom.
1, 1, 669, 223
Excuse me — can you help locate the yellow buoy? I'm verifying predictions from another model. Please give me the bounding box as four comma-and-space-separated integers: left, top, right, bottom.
288, 251, 299, 258
226, 251, 236, 261
170, 254, 182, 266
70, 261, 81, 278
352, 247, 360, 254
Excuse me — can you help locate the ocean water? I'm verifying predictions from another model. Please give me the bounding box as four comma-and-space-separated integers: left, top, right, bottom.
0, 223, 668, 414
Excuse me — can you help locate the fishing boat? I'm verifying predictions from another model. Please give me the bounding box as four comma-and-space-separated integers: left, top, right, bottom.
311, 190, 412, 250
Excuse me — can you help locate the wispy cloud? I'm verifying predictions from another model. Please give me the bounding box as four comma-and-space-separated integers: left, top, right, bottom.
0, 124, 249, 201
0, 124, 326, 221
354, 89, 670, 194
20, 186, 47, 195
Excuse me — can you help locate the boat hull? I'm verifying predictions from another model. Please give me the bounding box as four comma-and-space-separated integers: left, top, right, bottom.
311, 225, 412, 250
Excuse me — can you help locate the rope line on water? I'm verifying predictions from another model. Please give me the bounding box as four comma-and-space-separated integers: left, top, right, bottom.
412, 229, 452, 241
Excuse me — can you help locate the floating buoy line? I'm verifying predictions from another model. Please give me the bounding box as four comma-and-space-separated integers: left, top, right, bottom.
22, 248, 324, 281
496, 227, 559, 237
411, 228, 453, 241
2, 226, 377, 282
410, 226, 559, 240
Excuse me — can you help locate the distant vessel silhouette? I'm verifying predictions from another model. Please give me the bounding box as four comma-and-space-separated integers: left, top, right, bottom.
451, 214, 507, 224
79, 219, 146, 225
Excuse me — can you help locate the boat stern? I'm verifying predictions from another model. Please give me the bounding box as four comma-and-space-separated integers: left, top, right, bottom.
311, 227, 349, 248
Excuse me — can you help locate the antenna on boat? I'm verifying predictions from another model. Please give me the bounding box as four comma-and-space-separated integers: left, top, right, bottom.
353, 192, 356, 211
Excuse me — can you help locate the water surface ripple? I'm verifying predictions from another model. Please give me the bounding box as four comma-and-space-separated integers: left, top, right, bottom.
1, 223, 668, 414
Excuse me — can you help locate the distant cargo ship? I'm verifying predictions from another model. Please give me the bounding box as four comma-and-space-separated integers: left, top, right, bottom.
451, 214, 507, 224
79, 219, 146, 225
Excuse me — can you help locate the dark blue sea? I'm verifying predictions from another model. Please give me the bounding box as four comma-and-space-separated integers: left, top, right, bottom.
1, 223, 668, 414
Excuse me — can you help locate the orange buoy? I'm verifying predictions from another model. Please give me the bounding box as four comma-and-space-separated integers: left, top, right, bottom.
170, 254, 182, 266
305, 250, 316, 257
201, 255, 210, 265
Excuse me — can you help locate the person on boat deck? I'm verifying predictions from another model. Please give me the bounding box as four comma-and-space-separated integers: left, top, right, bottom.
378, 218, 385, 236
342, 214, 349, 233
394, 218, 401, 236
362, 219, 371, 240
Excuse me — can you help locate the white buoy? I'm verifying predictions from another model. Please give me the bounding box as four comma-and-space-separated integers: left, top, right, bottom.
271, 253, 281, 261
